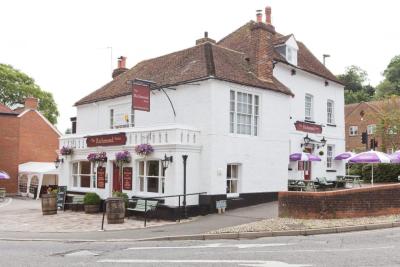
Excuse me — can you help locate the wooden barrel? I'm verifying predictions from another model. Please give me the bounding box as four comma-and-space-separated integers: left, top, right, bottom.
106, 197, 125, 224
41, 194, 57, 215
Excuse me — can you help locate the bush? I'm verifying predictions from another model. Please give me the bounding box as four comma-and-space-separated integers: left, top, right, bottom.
349, 163, 400, 183
83, 192, 101, 205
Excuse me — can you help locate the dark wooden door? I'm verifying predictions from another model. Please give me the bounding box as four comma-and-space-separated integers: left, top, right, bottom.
112, 163, 121, 192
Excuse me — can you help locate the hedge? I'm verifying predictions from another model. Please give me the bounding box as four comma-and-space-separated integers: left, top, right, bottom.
349, 163, 400, 183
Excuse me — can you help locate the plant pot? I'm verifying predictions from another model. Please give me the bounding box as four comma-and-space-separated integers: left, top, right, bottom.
84, 204, 100, 214
41, 194, 57, 215
106, 197, 125, 224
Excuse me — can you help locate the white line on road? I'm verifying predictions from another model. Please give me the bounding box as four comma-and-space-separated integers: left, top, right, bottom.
126, 243, 291, 250
97, 259, 310, 266
235, 245, 395, 254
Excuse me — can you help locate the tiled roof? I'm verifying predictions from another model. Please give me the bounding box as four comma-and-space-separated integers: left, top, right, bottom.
218, 21, 341, 84
75, 42, 293, 105
0, 103, 17, 115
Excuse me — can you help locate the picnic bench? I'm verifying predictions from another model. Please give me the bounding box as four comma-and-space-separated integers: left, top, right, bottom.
288, 180, 318, 191
127, 199, 158, 221
0, 188, 5, 201
64, 195, 84, 211
316, 177, 335, 190
336, 175, 363, 188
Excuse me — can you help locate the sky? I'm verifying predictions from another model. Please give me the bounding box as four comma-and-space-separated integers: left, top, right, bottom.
1, 0, 399, 133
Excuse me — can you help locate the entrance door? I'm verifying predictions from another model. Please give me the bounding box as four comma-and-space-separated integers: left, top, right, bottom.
303, 147, 312, 180
112, 163, 121, 192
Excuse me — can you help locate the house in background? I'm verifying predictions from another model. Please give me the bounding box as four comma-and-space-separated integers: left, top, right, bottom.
0, 98, 61, 197
345, 98, 400, 153
59, 6, 344, 215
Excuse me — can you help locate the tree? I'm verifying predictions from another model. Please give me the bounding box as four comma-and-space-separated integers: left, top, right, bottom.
0, 64, 59, 124
370, 96, 400, 152
375, 55, 400, 98
337, 65, 375, 104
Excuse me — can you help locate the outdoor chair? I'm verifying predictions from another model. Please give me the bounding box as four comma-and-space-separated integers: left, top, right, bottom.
316, 177, 334, 190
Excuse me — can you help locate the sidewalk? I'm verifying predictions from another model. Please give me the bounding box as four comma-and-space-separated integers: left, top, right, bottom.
0, 197, 277, 241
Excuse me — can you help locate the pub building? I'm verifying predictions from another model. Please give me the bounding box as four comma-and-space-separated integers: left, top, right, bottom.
58, 7, 345, 215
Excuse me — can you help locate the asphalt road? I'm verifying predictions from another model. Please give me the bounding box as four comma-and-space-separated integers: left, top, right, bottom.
2, 227, 400, 267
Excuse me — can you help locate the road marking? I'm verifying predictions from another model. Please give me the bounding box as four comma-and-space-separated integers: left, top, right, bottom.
0, 198, 12, 208
236, 245, 395, 254
98, 259, 310, 266
126, 243, 291, 250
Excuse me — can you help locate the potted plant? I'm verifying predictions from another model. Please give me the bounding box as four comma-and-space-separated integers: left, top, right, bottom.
83, 192, 101, 213
135, 144, 154, 157
87, 152, 108, 166
319, 150, 324, 156
60, 146, 73, 156
41, 187, 58, 215
115, 150, 131, 167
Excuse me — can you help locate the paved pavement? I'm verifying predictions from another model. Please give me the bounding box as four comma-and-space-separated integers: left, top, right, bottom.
0, 197, 277, 241
1, 226, 400, 266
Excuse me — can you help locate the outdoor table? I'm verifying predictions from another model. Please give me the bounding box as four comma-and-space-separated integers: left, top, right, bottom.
288, 179, 317, 191
337, 175, 362, 188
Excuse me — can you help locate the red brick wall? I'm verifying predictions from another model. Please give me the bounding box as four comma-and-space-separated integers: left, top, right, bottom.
0, 115, 20, 193
18, 110, 59, 163
279, 184, 400, 219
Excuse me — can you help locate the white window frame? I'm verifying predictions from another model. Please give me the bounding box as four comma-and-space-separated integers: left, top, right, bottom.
229, 90, 259, 136
109, 104, 135, 129
226, 164, 240, 197
327, 145, 334, 169
286, 46, 298, 65
327, 100, 335, 124
138, 160, 165, 194
349, 126, 358, 136
367, 124, 376, 135
305, 94, 314, 121
72, 161, 95, 189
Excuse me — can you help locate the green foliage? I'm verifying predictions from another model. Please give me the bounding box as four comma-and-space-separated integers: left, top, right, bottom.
83, 192, 101, 205
337, 65, 375, 104
112, 191, 129, 208
0, 63, 59, 124
349, 163, 400, 183
375, 55, 400, 99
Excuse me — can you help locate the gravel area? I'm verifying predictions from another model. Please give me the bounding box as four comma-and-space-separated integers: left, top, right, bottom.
208, 215, 400, 234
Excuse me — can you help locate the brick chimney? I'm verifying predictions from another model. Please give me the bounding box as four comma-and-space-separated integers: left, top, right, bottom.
250, 7, 275, 82
24, 97, 39, 110
112, 56, 128, 79
196, 31, 216, 45
265, 6, 272, 24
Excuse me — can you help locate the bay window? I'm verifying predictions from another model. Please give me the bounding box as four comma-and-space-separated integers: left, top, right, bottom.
230, 90, 259, 136
72, 161, 95, 188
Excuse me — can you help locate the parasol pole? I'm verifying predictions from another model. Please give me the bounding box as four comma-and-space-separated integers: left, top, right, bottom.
371, 163, 374, 186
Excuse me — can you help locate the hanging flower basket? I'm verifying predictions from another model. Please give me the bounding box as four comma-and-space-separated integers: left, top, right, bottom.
115, 150, 131, 167
87, 152, 108, 165
60, 146, 73, 156
319, 151, 324, 156
135, 144, 154, 157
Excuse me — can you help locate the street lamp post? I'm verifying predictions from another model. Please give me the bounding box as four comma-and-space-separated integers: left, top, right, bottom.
182, 155, 188, 219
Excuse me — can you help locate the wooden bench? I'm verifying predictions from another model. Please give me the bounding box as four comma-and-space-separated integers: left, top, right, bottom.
127, 199, 158, 219
64, 195, 84, 211
0, 188, 5, 201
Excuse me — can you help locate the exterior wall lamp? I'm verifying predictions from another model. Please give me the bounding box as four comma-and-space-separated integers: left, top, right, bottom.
301, 134, 327, 149
54, 157, 64, 169
161, 154, 173, 175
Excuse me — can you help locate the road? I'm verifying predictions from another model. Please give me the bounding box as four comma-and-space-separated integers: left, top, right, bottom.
2, 227, 400, 267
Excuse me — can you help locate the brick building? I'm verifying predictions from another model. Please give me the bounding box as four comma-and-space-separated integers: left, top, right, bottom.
0, 98, 60, 194
345, 98, 400, 153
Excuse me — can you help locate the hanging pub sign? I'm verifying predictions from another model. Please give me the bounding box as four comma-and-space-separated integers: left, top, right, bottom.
123, 167, 133, 190
97, 166, 106, 189
294, 121, 322, 134
132, 83, 150, 112
86, 133, 127, 147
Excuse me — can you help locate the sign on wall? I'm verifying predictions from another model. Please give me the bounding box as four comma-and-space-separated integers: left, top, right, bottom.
97, 166, 106, 189
132, 83, 150, 112
294, 121, 322, 134
123, 167, 132, 190
86, 133, 127, 147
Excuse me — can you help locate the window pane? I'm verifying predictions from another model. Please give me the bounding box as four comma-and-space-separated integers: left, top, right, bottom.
230, 90, 235, 101
139, 161, 144, 176
227, 165, 231, 178
72, 162, 78, 175
231, 165, 238, 178
139, 177, 144, 191
147, 177, 159, 193
231, 180, 238, 193
80, 161, 91, 175
147, 161, 159, 176
81, 175, 90, 188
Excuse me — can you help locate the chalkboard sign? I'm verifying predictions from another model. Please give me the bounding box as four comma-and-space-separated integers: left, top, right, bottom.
216, 200, 227, 209
97, 167, 106, 189
57, 186, 67, 210
123, 167, 132, 190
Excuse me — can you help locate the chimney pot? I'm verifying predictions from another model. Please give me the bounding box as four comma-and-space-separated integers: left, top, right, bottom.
205, 31, 208, 38
256, 10, 262, 23
112, 56, 128, 79
265, 6, 272, 24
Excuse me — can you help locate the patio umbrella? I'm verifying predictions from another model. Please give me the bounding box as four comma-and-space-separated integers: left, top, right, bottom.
334, 152, 356, 175
389, 150, 400, 163
289, 152, 321, 161
348, 150, 391, 186
0, 171, 10, 179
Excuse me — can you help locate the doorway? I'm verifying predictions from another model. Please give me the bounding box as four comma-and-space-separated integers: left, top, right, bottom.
303, 147, 313, 180
112, 163, 121, 192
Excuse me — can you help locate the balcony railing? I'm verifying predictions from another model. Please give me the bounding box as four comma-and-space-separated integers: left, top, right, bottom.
60, 125, 201, 149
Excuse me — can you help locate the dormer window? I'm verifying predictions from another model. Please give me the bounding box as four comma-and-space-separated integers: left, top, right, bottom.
275, 35, 298, 66
286, 46, 297, 65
